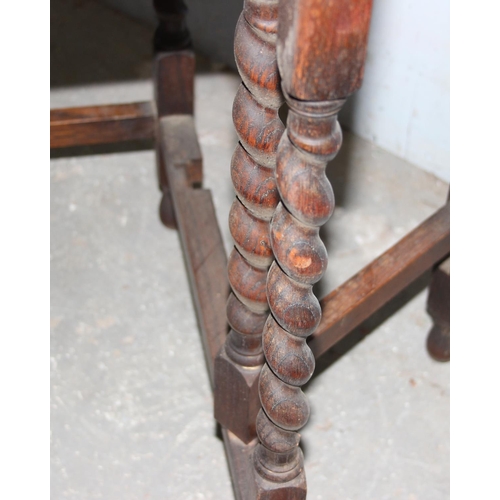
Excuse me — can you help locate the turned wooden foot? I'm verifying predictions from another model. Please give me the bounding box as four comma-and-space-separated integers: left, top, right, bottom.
159, 187, 177, 229
426, 257, 450, 361
254, 465, 306, 500
153, 1, 195, 231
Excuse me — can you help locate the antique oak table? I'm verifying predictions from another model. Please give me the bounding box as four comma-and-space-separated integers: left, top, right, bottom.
50, 1, 450, 497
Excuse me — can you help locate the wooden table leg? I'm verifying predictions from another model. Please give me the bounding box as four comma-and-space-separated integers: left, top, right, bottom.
153, 0, 196, 230
252, 1, 373, 497
426, 257, 450, 361
213, 0, 284, 444
50, 102, 155, 150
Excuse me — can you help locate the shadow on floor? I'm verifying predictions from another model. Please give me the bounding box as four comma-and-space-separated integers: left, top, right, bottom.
51, 0, 230, 88
50, 139, 155, 159
307, 270, 433, 387
51, 0, 153, 87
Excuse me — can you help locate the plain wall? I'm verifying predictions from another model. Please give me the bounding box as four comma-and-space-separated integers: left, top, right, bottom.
101, 0, 450, 182
340, 0, 450, 182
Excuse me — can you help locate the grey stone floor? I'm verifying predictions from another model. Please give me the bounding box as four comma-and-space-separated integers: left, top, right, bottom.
51, 75, 449, 500
51, 2, 449, 499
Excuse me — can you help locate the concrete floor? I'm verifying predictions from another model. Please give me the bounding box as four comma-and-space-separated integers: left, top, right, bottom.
51, 2, 449, 498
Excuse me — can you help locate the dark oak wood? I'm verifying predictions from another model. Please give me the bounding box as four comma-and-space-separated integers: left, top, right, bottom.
50, 102, 155, 149
153, 0, 195, 230
278, 0, 372, 101
222, 430, 258, 500
158, 115, 227, 381
156, 109, 448, 499
214, 0, 284, 445
426, 257, 450, 361
154, 51, 197, 229
51, 0, 447, 495
151, 0, 261, 485
154, 51, 195, 118
309, 202, 450, 359
153, 0, 192, 53
158, 114, 264, 500
253, 1, 373, 496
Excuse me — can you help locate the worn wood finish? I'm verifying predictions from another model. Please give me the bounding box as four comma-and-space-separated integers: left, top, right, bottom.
52, 0, 446, 495
158, 114, 264, 500
50, 102, 155, 149
277, 0, 372, 101
154, 51, 196, 230
426, 257, 450, 361
158, 116, 226, 380
153, 0, 195, 230
253, 1, 373, 496
309, 202, 450, 359
214, 0, 284, 445
151, 5, 262, 489
222, 430, 258, 500
154, 51, 195, 118
254, 100, 340, 497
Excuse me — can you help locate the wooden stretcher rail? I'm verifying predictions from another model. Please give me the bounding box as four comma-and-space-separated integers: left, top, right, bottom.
158, 115, 227, 382
50, 102, 156, 149
308, 202, 450, 358
158, 114, 256, 499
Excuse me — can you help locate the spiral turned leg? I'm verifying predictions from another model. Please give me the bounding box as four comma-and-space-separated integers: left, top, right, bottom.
254, 96, 345, 498
214, 0, 285, 444
253, 1, 373, 497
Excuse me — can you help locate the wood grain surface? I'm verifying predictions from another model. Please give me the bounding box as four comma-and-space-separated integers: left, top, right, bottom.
426, 256, 450, 361
50, 102, 155, 149
214, 0, 284, 445
309, 202, 450, 359
251, 1, 374, 496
